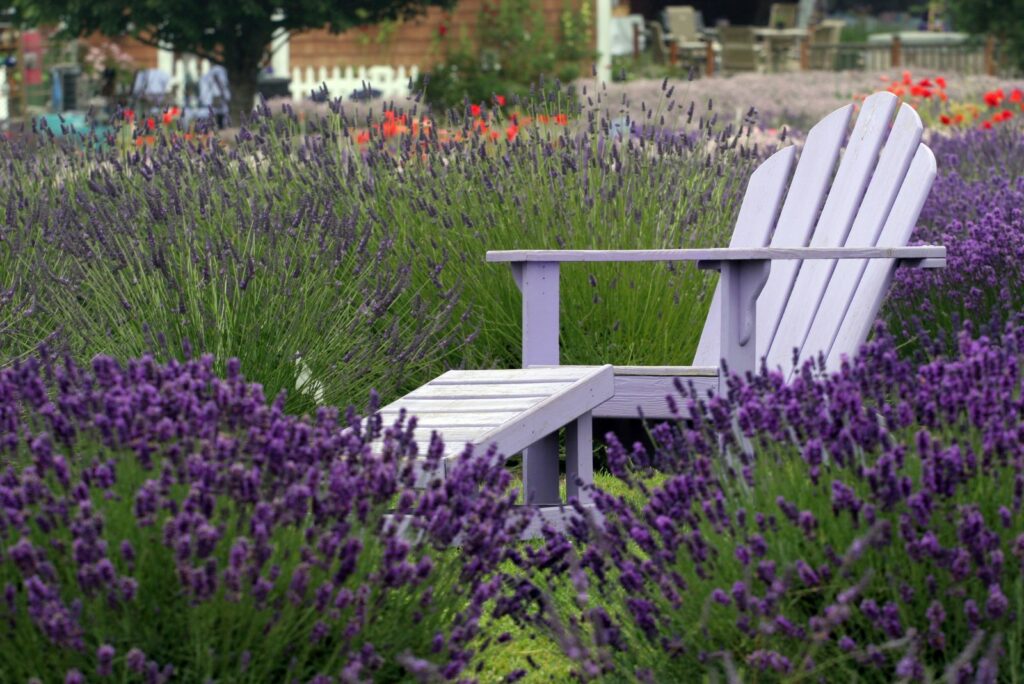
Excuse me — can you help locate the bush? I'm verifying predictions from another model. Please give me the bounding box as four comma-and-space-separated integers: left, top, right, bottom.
0, 349, 529, 681
505, 321, 1024, 680
887, 126, 1024, 353
416, 0, 594, 110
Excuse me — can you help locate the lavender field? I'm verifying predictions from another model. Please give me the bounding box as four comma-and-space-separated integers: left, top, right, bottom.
1, 74, 1024, 682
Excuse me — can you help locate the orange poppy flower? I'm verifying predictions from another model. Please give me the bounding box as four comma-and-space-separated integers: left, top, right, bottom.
554, 114, 568, 126
356, 131, 370, 144
506, 123, 519, 141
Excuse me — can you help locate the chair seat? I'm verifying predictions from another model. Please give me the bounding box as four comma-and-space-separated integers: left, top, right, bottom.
371, 365, 614, 482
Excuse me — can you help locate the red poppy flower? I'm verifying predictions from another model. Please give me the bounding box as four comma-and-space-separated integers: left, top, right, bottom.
554, 114, 568, 126
489, 131, 499, 141
983, 89, 1004, 107
162, 112, 174, 125
470, 104, 481, 117
146, 117, 155, 131
124, 108, 135, 121
1000, 109, 1014, 121
506, 123, 519, 141
935, 76, 947, 89
356, 131, 370, 144
1011, 89, 1023, 103
939, 114, 952, 125
495, 94, 506, 106
438, 23, 448, 37
982, 120, 994, 130
902, 70, 912, 85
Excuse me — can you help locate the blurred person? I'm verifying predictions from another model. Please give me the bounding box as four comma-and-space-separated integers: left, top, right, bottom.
198, 65, 230, 129
131, 67, 171, 112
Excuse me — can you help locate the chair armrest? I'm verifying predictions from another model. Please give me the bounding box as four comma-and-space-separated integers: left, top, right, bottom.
486, 246, 946, 266
490, 246, 946, 378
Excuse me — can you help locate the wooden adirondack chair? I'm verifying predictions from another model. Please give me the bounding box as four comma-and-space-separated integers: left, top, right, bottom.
375, 92, 945, 526
483, 91, 945, 507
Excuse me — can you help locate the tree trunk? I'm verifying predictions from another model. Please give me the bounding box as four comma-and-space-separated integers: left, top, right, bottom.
224, 48, 264, 128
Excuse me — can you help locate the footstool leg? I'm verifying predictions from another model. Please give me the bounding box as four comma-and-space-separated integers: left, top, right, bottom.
565, 412, 593, 505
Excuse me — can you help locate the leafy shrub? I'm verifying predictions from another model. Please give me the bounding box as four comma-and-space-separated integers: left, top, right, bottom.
416, 0, 594, 110
0, 348, 528, 682
505, 321, 1024, 681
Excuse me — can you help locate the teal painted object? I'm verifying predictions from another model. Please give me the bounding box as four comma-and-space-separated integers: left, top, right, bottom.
37, 112, 113, 147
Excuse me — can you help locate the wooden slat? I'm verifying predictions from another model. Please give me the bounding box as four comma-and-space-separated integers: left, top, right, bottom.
593, 375, 718, 420
804, 103, 923, 372
826, 144, 937, 368
473, 365, 615, 457
485, 246, 946, 263
428, 367, 593, 384
613, 365, 718, 376
403, 382, 574, 400
767, 91, 898, 373
379, 398, 542, 414
754, 103, 852, 360
694, 145, 796, 366
379, 411, 520, 428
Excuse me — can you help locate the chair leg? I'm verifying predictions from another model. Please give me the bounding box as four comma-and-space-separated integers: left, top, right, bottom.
565, 412, 593, 505
523, 434, 560, 506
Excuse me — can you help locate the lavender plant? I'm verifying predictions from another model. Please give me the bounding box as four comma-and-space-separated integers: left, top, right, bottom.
0, 111, 469, 415
889, 125, 1024, 351
505, 322, 1024, 681
0, 348, 530, 682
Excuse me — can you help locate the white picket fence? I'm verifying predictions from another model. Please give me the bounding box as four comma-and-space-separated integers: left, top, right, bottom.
167, 56, 419, 106
0, 66, 8, 121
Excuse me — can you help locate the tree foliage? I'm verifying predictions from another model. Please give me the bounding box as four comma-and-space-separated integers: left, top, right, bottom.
15, 0, 456, 120
948, 0, 1024, 72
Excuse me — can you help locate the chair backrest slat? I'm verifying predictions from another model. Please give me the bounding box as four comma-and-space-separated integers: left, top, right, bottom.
800, 103, 923, 370
754, 103, 851, 360
694, 145, 796, 366
825, 144, 937, 367
765, 91, 898, 373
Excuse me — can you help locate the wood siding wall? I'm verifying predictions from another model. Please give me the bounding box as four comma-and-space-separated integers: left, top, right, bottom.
290, 0, 584, 70
81, 0, 592, 72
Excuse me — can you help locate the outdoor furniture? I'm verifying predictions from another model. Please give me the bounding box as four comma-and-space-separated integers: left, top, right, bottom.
378, 92, 945, 528
809, 19, 845, 70
768, 3, 799, 29
131, 68, 172, 113
611, 14, 645, 56
719, 26, 764, 72
646, 21, 670, 64
752, 26, 807, 72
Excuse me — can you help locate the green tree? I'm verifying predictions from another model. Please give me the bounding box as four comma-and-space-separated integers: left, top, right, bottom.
14, 0, 455, 122
948, 0, 1024, 72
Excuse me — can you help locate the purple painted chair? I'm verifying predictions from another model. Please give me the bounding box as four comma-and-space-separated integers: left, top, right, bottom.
380, 92, 946, 526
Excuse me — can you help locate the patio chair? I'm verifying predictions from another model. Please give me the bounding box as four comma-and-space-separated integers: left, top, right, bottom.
719, 26, 764, 72
376, 92, 945, 532
768, 2, 799, 29
646, 21, 670, 64
809, 19, 846, 70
